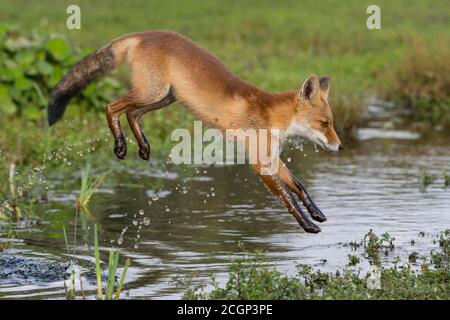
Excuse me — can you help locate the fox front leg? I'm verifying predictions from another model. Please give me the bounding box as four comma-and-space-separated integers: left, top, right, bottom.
253, 164, 321, 234
279, 159, 327, 222
291, 175, 327, 222
278, 160, 327, 223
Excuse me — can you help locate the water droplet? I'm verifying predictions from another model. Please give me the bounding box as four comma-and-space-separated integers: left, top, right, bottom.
117, 236, 123, 245
143, 217, 151, 225
139, 209, 144, 215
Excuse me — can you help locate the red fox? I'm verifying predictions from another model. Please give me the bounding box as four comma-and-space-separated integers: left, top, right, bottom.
48, 30, 343, 233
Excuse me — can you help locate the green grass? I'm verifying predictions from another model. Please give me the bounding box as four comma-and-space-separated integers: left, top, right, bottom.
60, 223, 130, 299
1, 0, 449, 130
182, 230, 450, 300
76, 163, 109, 209
94, 224, 130, 300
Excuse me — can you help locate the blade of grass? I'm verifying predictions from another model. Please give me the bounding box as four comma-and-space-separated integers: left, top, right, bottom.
94, 224, 102, 300
106, 251, 120, 300
115, 258, 130, 300
62, 226, 70, 255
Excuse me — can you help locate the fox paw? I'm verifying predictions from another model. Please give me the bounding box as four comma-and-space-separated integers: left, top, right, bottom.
114, 140, 127, 160
303, 223, 321, 234
138, 145, 150, 161
309, 207, 327, 223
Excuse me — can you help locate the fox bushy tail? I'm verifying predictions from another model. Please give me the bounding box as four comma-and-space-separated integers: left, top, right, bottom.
47, 43, 118, 126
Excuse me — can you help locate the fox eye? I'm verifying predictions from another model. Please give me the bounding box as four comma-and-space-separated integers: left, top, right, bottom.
321, 121, 328, 128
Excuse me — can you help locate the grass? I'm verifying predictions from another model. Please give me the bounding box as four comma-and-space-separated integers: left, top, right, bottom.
182, 230, 450, 300
379, 39, 450, 126
62, 223, 130, 300
94, 224, 130, 300
76, 163, 109, 209
1, 0, 449, 131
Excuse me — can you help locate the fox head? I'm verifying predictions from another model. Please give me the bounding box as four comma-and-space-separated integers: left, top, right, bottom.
288, 75, 343, 152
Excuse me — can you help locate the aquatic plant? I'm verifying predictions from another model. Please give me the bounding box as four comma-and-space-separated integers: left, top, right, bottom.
419, 170, 437, 192
444, 173, 450, 188
1, 159, 22, 220
62, 225, 85, 300
182, 230, 449, 300
347, 254, 360, 266
94, 224, 130, 300
363, 230, 395, 266
76, 163, 109, 209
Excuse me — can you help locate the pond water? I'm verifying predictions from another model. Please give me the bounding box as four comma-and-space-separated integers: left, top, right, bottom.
0, 126, 449, 299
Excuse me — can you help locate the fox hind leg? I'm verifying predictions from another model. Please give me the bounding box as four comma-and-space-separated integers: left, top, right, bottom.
106, 96, 135, 160
126, 91, 176, 160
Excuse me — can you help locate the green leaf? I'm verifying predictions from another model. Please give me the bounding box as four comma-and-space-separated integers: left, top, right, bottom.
36, 60, 53, 75
25, 65, 39, 76
15, 50, 35, 66
3, 58, 17, 69
23, 105, 41, 120
50, 65, 63, 86
0, 86, 16, 114
14, 75, 33, 90
0, 24, 8, 36
4, 36, 32, 52
0, 65, 15, 81
46, 38, 69, 61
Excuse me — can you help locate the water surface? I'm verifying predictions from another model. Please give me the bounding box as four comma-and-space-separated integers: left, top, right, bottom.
1, 127, 449, 299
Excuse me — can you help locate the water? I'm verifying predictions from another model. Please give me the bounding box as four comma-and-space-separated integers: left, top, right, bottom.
0, 127, 449, 299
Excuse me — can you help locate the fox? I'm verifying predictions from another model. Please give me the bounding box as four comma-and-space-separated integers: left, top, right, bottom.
48, 30, 343, 234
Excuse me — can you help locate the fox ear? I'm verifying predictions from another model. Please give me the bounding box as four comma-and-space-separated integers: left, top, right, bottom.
319, 76, 331, 99
298, 75, 320, 101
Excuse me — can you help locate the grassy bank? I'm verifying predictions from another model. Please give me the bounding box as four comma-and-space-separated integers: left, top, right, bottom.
182, 230, 450, 299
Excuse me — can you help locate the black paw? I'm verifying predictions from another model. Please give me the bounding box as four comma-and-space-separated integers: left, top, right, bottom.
309, 207, 327, 223
303, 223, 321, 234
114, 139, 127, 160
138, 144, 150, 161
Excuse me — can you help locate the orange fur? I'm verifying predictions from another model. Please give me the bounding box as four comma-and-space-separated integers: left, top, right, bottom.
110, 30, 340, 145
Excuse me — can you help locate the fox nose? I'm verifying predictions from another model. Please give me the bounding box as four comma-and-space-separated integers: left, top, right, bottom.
338, 144, 344, 151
